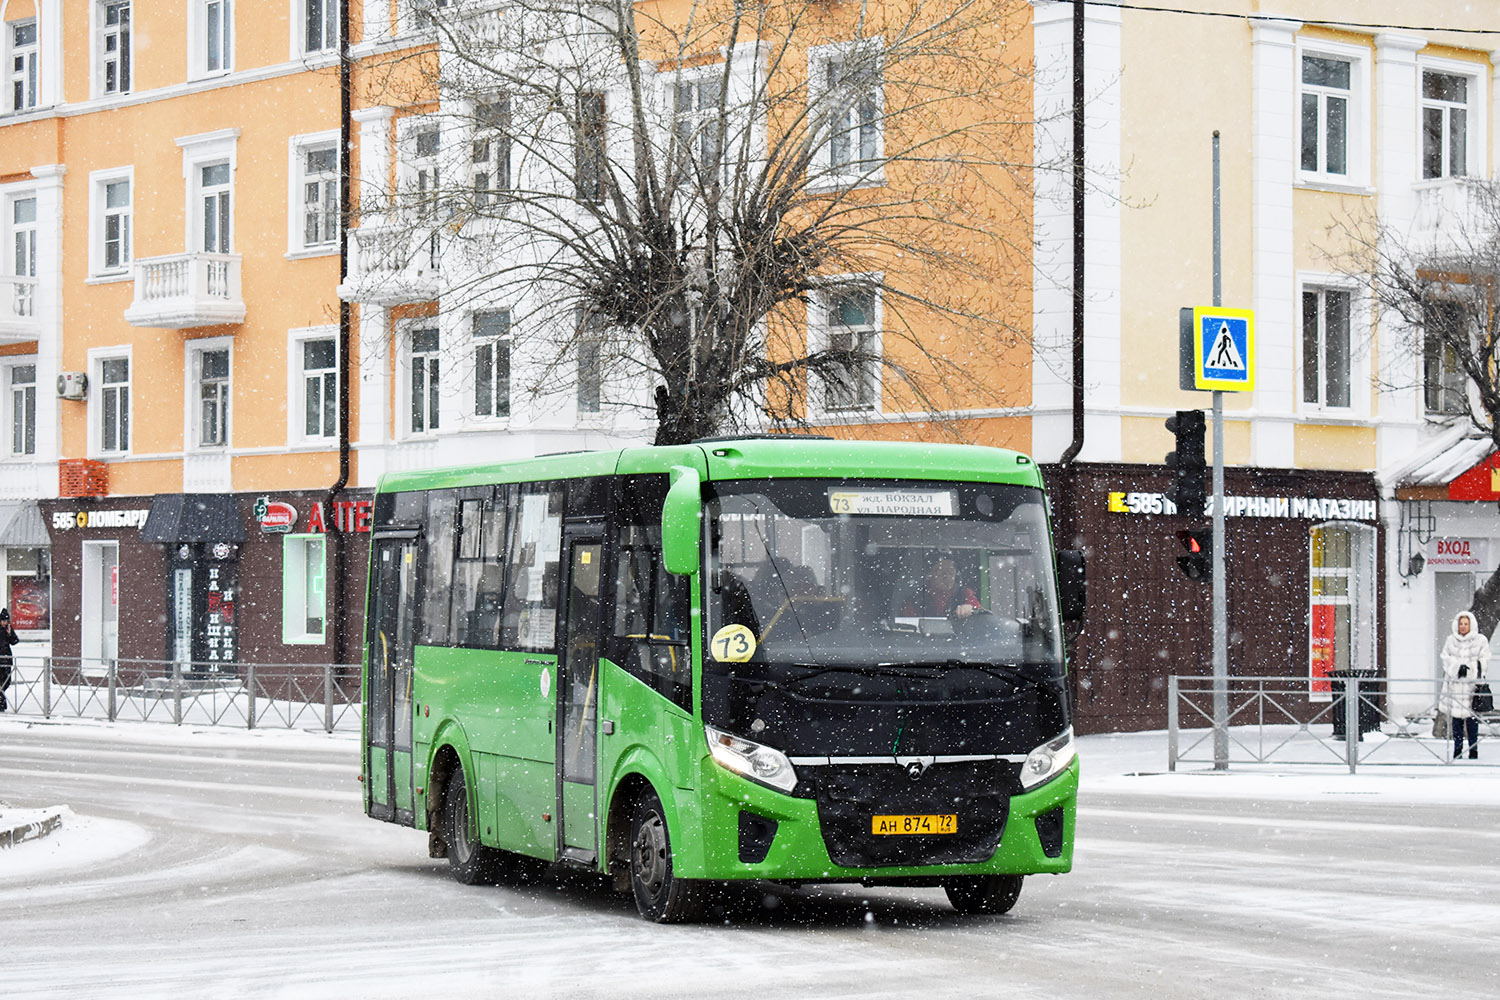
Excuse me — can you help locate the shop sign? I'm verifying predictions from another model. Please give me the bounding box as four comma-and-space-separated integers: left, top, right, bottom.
50, 509, 150, 531
306, 500, 373, 534
1428, 538, 1489, 570
254, 497, 298, 534
1448, 452, 1500, 501
204, 562, 237, 665
8, 577, 48, 630
1106, 491, 1377, 522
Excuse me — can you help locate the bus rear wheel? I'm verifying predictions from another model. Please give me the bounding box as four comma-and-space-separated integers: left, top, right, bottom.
443, 768, 507, 886
629, 789, 706, 923
944, 874, 1024, 915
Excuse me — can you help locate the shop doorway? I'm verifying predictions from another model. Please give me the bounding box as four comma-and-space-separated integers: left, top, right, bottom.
81, 541, 119, 678
1433, 572, 1477, 677
1308, 522, 1376, 701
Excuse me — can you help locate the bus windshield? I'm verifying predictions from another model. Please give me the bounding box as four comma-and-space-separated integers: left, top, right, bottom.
705, 479, 1064, 671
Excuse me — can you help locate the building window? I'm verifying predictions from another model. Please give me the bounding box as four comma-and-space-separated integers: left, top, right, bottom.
4, 546, 49, 631
473, 310, 511, 419
195, 347, 230, 447
97, 175, 132, 275
300, 337, 338, 440
471, 96, 511, 207
7, 363, 35, 456
197, 0, 233, 76
820, 285, 880, 412
282, 534, 326, 644
98, 356, 130, 454
1301, 287, 1351, 409
11, 196, 35, 317
576, 308, 603, 414
304, 0, 338, 54
1422, 70, 1471, 180
1424, 300, 1468, 415
200, 162, 231, 253
99, 1, 132, 97
1299, 53, 1354, 179
575, 91, 607, 204
411, 0, 451, 31
673, 75, 723, 186
409, 326, 440, 434
1308, 523, 1376, 701
811, 43, 882, 182
298, 141, 340, 249
10, 19, 38, 112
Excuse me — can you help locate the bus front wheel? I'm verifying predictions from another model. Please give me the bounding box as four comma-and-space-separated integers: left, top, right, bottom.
944, 874, 1024, 915
443, 768, 506, 886
629, 789, 705, 923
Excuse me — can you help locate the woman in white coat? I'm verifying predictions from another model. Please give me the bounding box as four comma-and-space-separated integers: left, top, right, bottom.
1440, 610, 1490, 760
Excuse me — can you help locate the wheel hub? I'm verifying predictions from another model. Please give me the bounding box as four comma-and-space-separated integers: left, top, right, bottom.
633, 812, 668, 897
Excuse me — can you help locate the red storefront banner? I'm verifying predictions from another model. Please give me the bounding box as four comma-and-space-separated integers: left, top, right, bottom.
1309, 603, 1336, 696
1449, 452, 1500, 501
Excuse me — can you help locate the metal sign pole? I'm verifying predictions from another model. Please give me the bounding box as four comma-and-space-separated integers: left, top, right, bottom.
1211, 131, 1228, 770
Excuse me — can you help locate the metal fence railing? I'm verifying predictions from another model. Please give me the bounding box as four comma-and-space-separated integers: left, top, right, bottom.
1168, 674, 1500, 772
1, 656, 362, 733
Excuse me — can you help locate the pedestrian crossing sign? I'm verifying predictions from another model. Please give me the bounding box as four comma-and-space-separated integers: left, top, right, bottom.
1192, 307, 1255, 392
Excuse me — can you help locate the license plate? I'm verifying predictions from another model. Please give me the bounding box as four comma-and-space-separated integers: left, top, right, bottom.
871, 814, 957, 835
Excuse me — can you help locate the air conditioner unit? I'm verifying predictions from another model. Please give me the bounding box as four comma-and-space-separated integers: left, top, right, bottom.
57, 372, 88, 399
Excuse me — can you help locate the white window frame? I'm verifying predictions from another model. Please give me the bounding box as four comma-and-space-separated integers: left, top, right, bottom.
287, 325, 339, 446
1297, 275, 1365, 415
88, 166, 133, 281
89, 346, 132, 457
3, 356, 37, 458
1296, 40, 1370, 189
471, 308, 512, 422
1422, 297, 1471, 417
9, 18, 39, 113
811, 278, 882, 416
575, 308, 605, 417
188, 0, 234, 80
287, 130, 341, 256
1418, 56, 1485, 182
808, 39, 885, 190
672, 70, 725, 189
296, 0, 339, 58
400, 319, 441, 438
9, 192, 37, 307
93, 0, 132, 99
470, 95, 512, 209
282, 534, 327, 645
177, 129, 239, 256
406, 0, 452, 34
185, 337, 233, 451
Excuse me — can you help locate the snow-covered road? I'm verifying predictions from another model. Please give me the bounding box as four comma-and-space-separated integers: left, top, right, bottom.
3, 719, 1497, 999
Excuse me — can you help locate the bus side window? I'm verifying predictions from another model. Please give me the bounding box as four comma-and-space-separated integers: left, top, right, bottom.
501, 483, 563, 651
421, 491, 457, 647
452, 491, 507, 649
610, 476, 690, 712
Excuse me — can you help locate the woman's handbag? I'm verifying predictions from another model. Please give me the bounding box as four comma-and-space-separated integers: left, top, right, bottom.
1473, 681, 1494, 714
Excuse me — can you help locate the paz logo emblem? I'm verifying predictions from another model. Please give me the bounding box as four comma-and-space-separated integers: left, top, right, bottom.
906, 760, 926, 781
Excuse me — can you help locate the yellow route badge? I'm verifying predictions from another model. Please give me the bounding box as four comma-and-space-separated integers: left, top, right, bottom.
710, 624, 757, 663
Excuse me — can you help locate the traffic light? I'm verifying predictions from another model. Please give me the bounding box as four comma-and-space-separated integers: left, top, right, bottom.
1164, 409, 1207, 516
1175, 528, 1212, 582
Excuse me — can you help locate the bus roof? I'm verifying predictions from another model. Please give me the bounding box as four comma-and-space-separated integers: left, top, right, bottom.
375, 438, 1045, 494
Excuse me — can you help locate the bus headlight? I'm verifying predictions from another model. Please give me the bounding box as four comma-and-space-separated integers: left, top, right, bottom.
1020, 728, 1076, 791
705, 726, 798, 793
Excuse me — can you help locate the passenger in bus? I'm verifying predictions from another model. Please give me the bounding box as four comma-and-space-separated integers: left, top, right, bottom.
901, 555, 982, 619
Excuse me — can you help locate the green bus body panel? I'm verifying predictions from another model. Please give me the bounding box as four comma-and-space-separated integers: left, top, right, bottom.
392, 751, 413, 813
414, 645, 558, 859
375, 439, 1041, 495
368, 748, 389, 808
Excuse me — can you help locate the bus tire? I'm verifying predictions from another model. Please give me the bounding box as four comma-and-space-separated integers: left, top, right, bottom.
629, 789, 705, 923
944, 874, 1023, 915
443, 767, 506, 886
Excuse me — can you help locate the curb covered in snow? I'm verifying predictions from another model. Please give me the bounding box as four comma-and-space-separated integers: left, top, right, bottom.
0, 806, 67, 849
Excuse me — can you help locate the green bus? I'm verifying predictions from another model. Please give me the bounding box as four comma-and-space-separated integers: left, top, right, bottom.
362, 437, 1084, 921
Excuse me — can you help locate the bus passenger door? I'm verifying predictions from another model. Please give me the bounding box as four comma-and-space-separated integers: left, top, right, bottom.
557, 529, 604, 861
367, 535, 418, 825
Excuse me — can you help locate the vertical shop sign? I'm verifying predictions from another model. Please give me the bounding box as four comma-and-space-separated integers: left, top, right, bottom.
174, 568, 193, 664
203, 556, 237, 671
1309, 604, 1335, 697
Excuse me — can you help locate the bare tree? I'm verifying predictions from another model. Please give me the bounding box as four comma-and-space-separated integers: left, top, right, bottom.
1330, 180, 1500, 633
351, 0, 1051, 444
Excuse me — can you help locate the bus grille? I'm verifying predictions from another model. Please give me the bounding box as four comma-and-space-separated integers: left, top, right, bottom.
800, 760, 1019, 868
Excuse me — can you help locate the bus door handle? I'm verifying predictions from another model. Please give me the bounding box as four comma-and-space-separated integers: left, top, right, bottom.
602, 720, 615, 735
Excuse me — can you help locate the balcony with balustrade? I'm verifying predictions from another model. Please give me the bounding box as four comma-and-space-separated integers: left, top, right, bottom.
336, 223, 441, 306
123, 253, 246, 329
0, 275, 40, 343
1410, 177, 1497, 258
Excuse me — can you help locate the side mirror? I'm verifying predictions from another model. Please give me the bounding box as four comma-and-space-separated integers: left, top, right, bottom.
1058, 549, 1086, 622
662, 466, 702, 575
